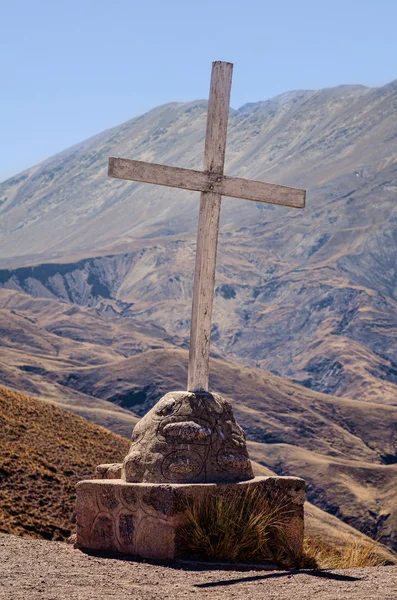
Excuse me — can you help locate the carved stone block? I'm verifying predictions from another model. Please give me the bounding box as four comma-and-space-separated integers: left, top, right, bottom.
75, 476, 305, 561
122, 391, 254, 484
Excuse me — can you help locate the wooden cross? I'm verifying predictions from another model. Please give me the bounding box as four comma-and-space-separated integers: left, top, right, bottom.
108, 61, 306, 393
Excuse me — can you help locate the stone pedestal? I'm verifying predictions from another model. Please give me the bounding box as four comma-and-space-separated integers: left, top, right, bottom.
75, 391, 306, 562
75, 476, 305, 560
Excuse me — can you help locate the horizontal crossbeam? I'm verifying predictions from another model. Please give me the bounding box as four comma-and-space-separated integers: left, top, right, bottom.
108, 157, 306, 209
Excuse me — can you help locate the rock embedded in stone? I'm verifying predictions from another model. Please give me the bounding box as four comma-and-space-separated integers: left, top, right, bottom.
95, 463, 123, 479
217, 452, 252, 471
168, 456, 195, 474
163, 421, 212, 442
122, 391, 254, 484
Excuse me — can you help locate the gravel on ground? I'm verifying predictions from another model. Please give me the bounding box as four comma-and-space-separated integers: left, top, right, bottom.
1, 533, 396, 600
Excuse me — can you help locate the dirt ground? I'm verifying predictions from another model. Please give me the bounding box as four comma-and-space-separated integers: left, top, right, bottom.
1, 534, 396, 600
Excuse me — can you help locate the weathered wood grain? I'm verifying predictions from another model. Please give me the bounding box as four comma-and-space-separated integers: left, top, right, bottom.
202, 61, 233, 174
188, 62, 233, 392
108, 158, 207, 193
221, 174, 305, 208
187, 191, 222, 391
108, 157, 305, 208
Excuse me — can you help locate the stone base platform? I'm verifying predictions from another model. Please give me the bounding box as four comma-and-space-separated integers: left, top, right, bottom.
75, 476, 305, 561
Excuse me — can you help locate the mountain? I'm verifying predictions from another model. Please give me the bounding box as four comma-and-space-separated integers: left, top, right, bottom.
1, 82, 397, 552
2, 384, 395, 564
1, 81, 397, 402
1, 83, 396, 262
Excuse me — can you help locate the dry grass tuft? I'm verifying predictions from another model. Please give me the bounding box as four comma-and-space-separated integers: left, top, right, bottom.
300, 536, 386, 569
179, 486, 295, 566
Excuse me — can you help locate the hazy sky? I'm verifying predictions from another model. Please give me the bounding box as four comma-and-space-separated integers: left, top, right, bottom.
1, 0, 396, 181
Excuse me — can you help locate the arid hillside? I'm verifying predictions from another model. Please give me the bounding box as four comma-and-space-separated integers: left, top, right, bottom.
1, 82, 396, 263
0, 386, 129, 540
1, 81, 397, 400
1, 384, 394, 563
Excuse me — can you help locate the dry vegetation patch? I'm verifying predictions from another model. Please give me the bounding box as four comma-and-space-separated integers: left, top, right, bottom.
301, 536, 387, 569
180, 487, 389, 569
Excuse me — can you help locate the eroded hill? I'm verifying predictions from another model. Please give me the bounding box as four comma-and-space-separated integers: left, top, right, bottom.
1, 82, 397, 400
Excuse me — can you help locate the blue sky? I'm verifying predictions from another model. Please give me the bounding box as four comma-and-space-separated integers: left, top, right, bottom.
1, 0, 396, 182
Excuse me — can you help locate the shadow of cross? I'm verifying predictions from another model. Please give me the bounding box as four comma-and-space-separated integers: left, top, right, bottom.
108, 61, 306, 393
194, 569, 361, 588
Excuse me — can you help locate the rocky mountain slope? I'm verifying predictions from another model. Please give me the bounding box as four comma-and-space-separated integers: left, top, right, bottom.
1, 289, 396, 552
1, 82, 396, 262
0, 80, 396, 401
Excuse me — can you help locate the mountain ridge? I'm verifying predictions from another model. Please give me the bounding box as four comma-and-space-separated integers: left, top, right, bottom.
1, 79, 395, 261
1, 77, 397, 401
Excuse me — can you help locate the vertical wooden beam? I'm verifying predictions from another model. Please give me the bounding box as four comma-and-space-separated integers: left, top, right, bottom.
202, 61, 234, 174
188, 190, 222, 391
188, 61, 233, 392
